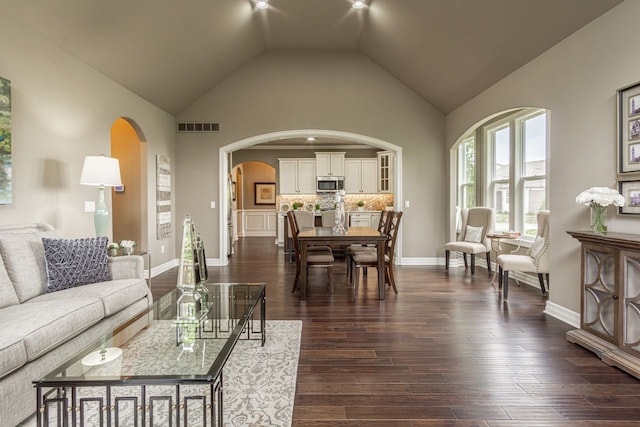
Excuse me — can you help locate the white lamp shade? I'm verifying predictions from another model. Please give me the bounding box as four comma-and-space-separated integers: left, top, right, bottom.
80, 155, 122, 187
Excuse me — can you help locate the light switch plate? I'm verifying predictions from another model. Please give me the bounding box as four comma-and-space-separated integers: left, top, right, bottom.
210, 201, 216, 209
404, 200, 410, 208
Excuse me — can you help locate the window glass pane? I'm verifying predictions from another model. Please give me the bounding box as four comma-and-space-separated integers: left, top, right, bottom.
463, 184, 475, 209
524, 113, 546, 177
458, 137, 475, 209
523, 178, 546, 237
494, 182, 509, 232
493, 127, 510, 180
462, 138, 475, 183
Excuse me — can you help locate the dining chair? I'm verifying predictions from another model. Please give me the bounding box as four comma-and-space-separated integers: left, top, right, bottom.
287, 211, 335, 294
497, 210, 550, 301
321, 210, 336, 227
347, 211, 403, 299
444, 207, 494, 275
345, 209, 391, 280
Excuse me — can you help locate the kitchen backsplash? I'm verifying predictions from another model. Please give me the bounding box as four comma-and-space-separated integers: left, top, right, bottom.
277, 193, 393, 212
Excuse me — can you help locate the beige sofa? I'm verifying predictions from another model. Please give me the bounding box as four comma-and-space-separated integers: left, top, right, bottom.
0, 224, 152, 426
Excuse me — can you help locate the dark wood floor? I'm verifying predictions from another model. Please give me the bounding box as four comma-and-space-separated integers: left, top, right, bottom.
151, 237, 640, 426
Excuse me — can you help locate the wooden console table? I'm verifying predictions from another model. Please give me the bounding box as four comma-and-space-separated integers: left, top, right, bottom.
567, 230, 640, 379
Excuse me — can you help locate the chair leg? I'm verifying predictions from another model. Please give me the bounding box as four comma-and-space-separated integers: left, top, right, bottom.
470, 254, 476, 275
538, 273, 547, 295
346, 254, 352, 284
546, 273, 550, 289
353, 267, 360, 299
498, 266, 503, 289
463, 253, 468, 269
445, 250, 450, 270
486, 252, 492, 273
386, 264, 398, 294
503, 270, 509, 301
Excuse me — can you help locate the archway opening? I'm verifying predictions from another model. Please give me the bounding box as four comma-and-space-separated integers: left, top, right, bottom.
110, 117, 148, 250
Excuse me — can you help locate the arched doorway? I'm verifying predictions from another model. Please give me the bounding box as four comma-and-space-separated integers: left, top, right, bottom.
110, 117, 148, 250
218, 129, 403, 266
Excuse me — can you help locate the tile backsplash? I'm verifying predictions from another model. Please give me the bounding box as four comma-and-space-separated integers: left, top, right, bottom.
277, 193, 393, 212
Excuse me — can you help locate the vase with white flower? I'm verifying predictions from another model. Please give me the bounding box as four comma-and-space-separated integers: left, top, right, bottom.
120, 240, 137, 255
575, 186, 626, 233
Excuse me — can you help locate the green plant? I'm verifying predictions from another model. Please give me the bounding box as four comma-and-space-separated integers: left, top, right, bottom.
292, 202, 302, 210
357, 200, 365, 207
315, 203, 321, 210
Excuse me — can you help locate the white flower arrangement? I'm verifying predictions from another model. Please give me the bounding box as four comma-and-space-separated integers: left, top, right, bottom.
120, 240, 137, 248
575, 186, 625, 208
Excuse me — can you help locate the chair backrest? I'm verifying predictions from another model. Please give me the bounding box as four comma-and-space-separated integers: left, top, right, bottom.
378, 210, 390, 233
385, 211, 403, 263
530, 210, 550, 273
321, 210, 336, 227
294, 210, 314, 229
458, 207, 494, 250
287, 211, 301, 257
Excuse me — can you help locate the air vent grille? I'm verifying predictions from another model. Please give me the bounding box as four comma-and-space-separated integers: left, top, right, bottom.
177, 122, 220, 132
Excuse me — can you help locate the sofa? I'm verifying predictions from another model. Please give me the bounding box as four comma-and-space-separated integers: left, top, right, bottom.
0, 223, 152, 426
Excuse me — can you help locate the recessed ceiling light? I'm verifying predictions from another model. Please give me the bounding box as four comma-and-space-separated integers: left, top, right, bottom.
255, 1, 269, 9
306, 137, 316, 143
352, 1, 366, 9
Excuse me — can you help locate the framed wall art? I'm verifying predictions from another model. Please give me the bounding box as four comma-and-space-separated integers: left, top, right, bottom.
619, 179, 640, 215
618, 81, 640, 173
255, 182, 275, 205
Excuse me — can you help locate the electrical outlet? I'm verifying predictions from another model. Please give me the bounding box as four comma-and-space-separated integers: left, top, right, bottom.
210, 201, 216, 209
404, 200, 410, 208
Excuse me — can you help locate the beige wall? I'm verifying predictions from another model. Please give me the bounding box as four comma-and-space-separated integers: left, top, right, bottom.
240, 161, 276, 209
446, 0, 640, 314
176, 51, 445, 259
0, 12, 176, 267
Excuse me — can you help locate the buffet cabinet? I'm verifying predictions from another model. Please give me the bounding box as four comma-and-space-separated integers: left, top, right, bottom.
567, 231, 640, 379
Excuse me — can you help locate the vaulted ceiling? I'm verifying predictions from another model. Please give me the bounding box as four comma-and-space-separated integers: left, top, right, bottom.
0, 0, 623, 115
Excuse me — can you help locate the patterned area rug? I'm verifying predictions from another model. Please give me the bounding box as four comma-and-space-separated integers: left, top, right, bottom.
21, 320, 302, 427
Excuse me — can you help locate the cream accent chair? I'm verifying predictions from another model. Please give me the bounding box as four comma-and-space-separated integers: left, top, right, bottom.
497, 210, 550, 301
321, 210, 336, 227
444, 207, 494, 275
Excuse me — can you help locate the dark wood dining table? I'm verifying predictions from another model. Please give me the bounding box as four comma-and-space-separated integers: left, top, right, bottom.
297, 226, 387, 300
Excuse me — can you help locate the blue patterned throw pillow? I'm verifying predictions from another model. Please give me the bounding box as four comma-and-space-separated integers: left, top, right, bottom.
42, 237, 111, 292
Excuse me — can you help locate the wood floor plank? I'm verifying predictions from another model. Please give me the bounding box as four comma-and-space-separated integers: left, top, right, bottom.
150, 236, 640, 425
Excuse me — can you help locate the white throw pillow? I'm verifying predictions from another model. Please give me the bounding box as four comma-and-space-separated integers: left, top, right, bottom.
464, 225, 483, 243
530, 235, 546, 258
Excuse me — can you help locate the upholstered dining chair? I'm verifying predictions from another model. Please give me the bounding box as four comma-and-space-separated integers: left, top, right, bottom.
444, 207, 494, 275
287, 211, 335, 294
321, 210, 336, 227
497, 210, 550, 301
346, 209, 391, 278
348, 211, 403, 299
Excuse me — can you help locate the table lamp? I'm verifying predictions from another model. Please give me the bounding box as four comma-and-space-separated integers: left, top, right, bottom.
80, 155, 122, 237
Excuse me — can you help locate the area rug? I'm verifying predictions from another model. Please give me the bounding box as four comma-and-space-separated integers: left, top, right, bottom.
21, 320, 302, 427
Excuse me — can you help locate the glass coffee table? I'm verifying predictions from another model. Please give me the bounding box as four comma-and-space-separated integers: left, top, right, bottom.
34, 283, 266, 427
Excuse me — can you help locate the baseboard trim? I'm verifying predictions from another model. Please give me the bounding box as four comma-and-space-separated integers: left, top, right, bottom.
150, 258, 179, 278
545, 301, 579, 327
400, 257, 443, 266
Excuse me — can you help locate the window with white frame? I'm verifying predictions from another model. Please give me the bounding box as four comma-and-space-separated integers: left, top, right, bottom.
455, 108, 548, 239
457, 136, 476, 210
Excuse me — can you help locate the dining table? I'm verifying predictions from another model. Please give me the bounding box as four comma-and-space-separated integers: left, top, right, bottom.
297, 226, 387, 300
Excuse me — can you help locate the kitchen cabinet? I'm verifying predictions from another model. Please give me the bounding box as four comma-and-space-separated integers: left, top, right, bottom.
566, 231, 640, 380
345, 159, 377, 194
315, 152, 345, 177
279, 159, 316, 194
378, 151, 394, 193
349, 212, 372, 227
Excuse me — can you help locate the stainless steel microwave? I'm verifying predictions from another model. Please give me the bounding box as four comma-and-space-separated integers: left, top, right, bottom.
316, 176, 344, 192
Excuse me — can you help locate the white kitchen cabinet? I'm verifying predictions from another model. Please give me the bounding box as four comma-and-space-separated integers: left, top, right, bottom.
377, 151, 394, 193
279, 159, 316, 194
349, 212, 372, 227
344, 159, 378, 194
315, 152, 345, 177
370, 211, 382, 229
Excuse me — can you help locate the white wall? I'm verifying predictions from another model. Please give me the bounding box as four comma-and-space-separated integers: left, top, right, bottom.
0, 12, 176, 266
446, 0, 639, 313
176, 51, 445, 259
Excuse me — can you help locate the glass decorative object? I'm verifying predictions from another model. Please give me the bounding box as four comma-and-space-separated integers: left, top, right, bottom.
175, 216, 209, 347
591, 204, 608, 234
333, 190, 346, 234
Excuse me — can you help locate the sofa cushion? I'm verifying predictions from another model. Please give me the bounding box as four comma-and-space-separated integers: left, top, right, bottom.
0, 255, 19, 309
29, 278, 148, 317
0, 229, 61, 302
0, 334, 27, 378
2, 298, 104, 361
42, 236, 111, 293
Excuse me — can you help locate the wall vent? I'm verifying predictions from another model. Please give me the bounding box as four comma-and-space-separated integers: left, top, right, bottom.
176, 122, 220, 132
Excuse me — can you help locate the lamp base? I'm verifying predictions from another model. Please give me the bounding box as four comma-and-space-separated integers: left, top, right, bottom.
94, 186, 109, 237
81, 347, 122, 366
